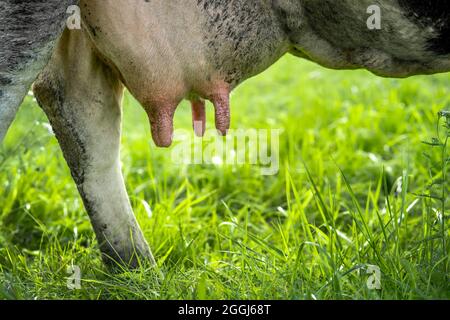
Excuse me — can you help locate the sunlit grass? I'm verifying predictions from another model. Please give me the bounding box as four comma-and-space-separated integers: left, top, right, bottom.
0, 56, 449, 299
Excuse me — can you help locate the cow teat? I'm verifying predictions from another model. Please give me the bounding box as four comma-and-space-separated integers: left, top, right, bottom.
144, 86, 231, 148
191, 99, 206, 137
191, 90, 231, 138
146, 102, 178, 148
211, 89, 231, 136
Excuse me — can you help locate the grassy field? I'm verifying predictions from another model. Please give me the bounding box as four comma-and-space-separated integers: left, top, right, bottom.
0, 55, 449, 300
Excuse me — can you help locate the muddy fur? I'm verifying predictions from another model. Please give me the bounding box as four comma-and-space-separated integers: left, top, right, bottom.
286, 0, 450, 76
198, 0, 289, 86
0, 1, 74, 78
0, 0, 77, 141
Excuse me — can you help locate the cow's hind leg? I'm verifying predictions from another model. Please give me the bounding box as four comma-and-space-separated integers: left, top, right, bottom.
33, 29, 155, 268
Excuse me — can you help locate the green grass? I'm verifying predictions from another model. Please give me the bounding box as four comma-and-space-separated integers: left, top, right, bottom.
0, 56, 449, 300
